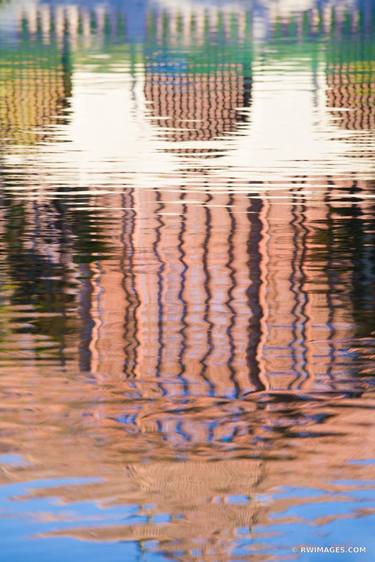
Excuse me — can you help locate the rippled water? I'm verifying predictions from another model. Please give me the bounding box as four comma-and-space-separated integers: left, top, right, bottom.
0, 0, 375, 560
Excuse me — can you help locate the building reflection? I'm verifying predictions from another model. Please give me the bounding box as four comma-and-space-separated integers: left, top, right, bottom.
0, 13, 72, 146
144, 9, 252, 143
83, 181, 374, 397
0, 0, 374, 442
68, 2, 375, 396
326, 32, 375, 131
0, 1, 375, 561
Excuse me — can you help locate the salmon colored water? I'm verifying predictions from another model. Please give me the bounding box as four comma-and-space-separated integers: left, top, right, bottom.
0, 1, 375, 561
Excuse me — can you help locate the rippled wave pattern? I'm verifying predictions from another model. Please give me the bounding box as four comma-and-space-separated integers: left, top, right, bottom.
0, 1, 375, 561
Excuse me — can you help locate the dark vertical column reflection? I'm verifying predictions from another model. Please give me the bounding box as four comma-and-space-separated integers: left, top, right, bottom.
226, 192, 240, 398
78, 263, 94, 373
246, 195, 265, 392
288, 183, 309, 390
176, 190, 190, 395
122, 189, 140, 380
153, 189, 167, 396
200, 192, 215, 396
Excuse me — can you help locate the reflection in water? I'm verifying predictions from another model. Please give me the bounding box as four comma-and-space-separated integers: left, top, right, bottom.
0, 1, 375, 561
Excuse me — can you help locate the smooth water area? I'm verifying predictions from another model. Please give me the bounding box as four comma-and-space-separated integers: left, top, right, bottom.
0, 1, 375, 560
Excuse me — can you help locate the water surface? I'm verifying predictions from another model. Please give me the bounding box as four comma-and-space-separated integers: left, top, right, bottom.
0, 1, 375, 560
